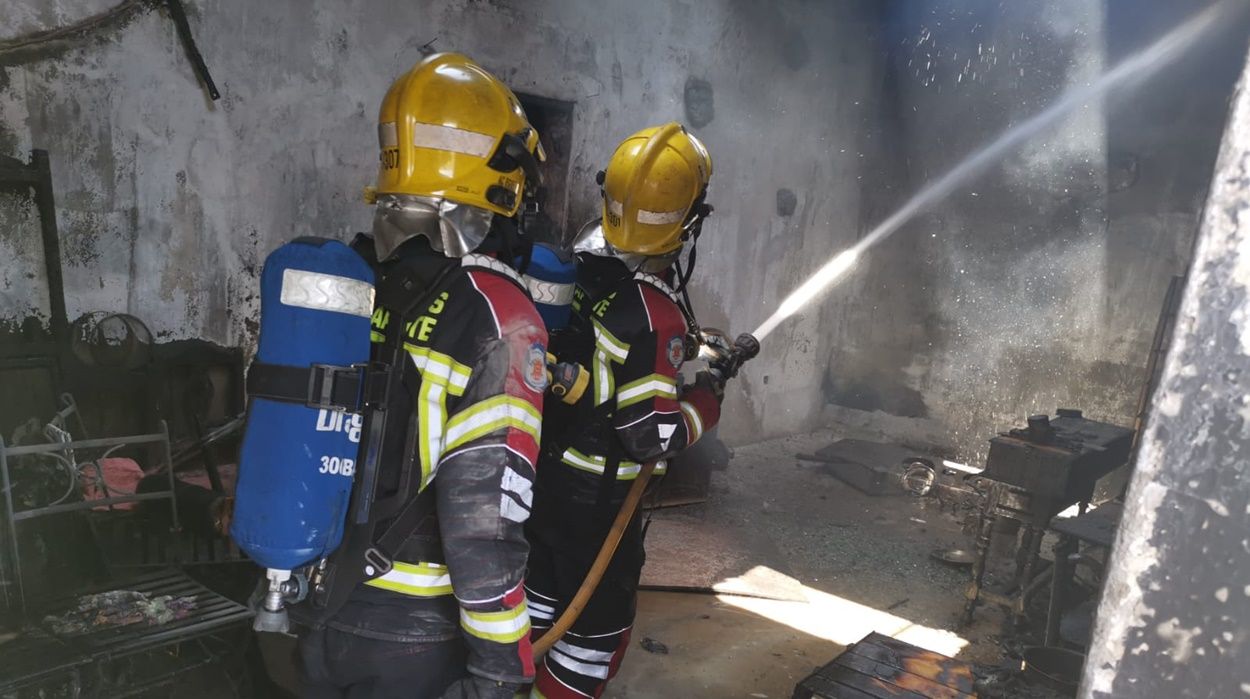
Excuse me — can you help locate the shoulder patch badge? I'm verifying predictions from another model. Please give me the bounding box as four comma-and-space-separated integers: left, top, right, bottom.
525, 342, 549, 392
666, 335, 685, 369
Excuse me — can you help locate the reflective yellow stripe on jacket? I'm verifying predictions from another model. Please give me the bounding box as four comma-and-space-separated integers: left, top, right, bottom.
559, 447, 667, 479
444, 395, 542, 454
591, 320, 629, 407
403, 345, 473, 489
616, 373, 677, 409
460, 600, 531, 644
365, 561, 453, 597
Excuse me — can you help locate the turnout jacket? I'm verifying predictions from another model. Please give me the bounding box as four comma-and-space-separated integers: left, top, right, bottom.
539, 253, 722, 506
330, 236, 546, 686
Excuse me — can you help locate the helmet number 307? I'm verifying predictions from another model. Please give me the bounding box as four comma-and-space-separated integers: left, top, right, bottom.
381, 148, 399, 170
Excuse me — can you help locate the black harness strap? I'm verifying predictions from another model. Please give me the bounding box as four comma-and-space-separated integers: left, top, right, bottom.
245, 362, 368, 412
308, 250, 465, 623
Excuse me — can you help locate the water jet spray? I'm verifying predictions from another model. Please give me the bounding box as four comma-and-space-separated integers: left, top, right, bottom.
751, 0, 1237, 343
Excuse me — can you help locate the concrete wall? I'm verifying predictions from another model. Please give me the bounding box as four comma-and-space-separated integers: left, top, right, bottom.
815, 0, 1247, 462
4, 1, 1244, 455
1082, 41, 1250, 697
0, 0, 886, 443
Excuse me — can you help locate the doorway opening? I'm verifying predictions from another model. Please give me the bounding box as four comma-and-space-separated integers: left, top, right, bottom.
516, 93, 576, 245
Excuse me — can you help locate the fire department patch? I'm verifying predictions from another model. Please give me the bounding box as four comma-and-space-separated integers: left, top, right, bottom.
525, 343, 548, 392
666, 335, 685, 369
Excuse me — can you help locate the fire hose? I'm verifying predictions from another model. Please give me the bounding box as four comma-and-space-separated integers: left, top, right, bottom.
532, 460, 657, 658
533, 331, 759, 659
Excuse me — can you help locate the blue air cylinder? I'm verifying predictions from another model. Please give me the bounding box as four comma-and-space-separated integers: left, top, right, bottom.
521, 242, 578, 332
230, 238, 374, 629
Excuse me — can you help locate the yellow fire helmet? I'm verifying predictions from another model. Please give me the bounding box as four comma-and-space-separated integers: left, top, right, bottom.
600, 122, 713, 256
372, 52, 545, 218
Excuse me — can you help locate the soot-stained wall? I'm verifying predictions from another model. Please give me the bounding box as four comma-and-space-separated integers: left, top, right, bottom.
0, 0, 886, 443
819, 0, 1247, 461
5, 1, 1242, 455
1082, 43, 1250, 696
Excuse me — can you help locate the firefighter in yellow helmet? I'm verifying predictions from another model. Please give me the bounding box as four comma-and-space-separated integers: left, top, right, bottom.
293, 53, 548, 698
524, 123, 724, 698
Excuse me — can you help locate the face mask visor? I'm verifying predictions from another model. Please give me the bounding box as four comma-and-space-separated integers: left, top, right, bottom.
372, 194, 495, 260
572, 220, 680, 274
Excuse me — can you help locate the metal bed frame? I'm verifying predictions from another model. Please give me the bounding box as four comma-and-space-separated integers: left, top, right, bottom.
0, 419, 253, 695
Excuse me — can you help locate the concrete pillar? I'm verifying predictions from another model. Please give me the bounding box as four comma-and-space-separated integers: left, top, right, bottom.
1080, 44, 1250, 699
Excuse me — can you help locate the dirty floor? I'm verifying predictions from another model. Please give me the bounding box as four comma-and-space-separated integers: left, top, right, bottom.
607, 430, 1009, 698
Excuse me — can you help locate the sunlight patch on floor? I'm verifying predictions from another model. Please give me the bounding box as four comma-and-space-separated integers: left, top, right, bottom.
716, 566, 969, 657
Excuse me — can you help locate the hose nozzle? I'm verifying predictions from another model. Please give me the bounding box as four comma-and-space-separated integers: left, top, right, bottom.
699, 330, 760, 382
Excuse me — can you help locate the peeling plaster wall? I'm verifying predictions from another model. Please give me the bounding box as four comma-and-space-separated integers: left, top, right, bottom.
1081, 42, 1250, 699
0, 0, 885, 443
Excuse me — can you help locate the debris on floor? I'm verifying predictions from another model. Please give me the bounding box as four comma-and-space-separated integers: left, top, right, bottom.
801, 438, 931, 496
42, 590, 197, 636
639, 637, 669, 655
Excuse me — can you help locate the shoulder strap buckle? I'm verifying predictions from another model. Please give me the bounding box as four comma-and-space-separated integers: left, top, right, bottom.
305, 363, 367, 412
362, 547, 393, 578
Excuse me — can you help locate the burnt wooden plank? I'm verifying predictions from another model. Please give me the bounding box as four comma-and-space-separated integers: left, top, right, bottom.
819, 666, 931, 699
860, 633, 964, 665
792, 671, 881, 699
848, 641, 976, 694
835, 651, 974, 699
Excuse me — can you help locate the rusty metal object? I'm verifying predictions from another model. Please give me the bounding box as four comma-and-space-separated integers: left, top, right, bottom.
963, 411, 1135, 626
982, 411, 1133, 507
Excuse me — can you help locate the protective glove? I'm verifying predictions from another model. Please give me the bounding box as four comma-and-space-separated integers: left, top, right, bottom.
692, 368, 726, 401
438, 676, 525, 699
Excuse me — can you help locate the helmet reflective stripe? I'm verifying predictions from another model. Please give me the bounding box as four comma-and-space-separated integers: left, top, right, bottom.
379, 122, 398, 147
636, 208, 687, 225
607, 198, 686, 226
412, 122, 496, 158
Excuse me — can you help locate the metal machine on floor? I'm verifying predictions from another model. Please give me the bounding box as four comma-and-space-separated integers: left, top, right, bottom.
960, 409, 1133, 626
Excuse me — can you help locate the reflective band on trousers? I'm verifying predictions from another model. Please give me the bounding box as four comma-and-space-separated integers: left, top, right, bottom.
364, 561, 453, 597
279, 269, 375, 318
460, 601, 531, 644
560, 448, 667, 479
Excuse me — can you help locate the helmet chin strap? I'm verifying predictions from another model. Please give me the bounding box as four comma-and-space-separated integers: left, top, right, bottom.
671, 195, 712, 332
476, 210, 534, 276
